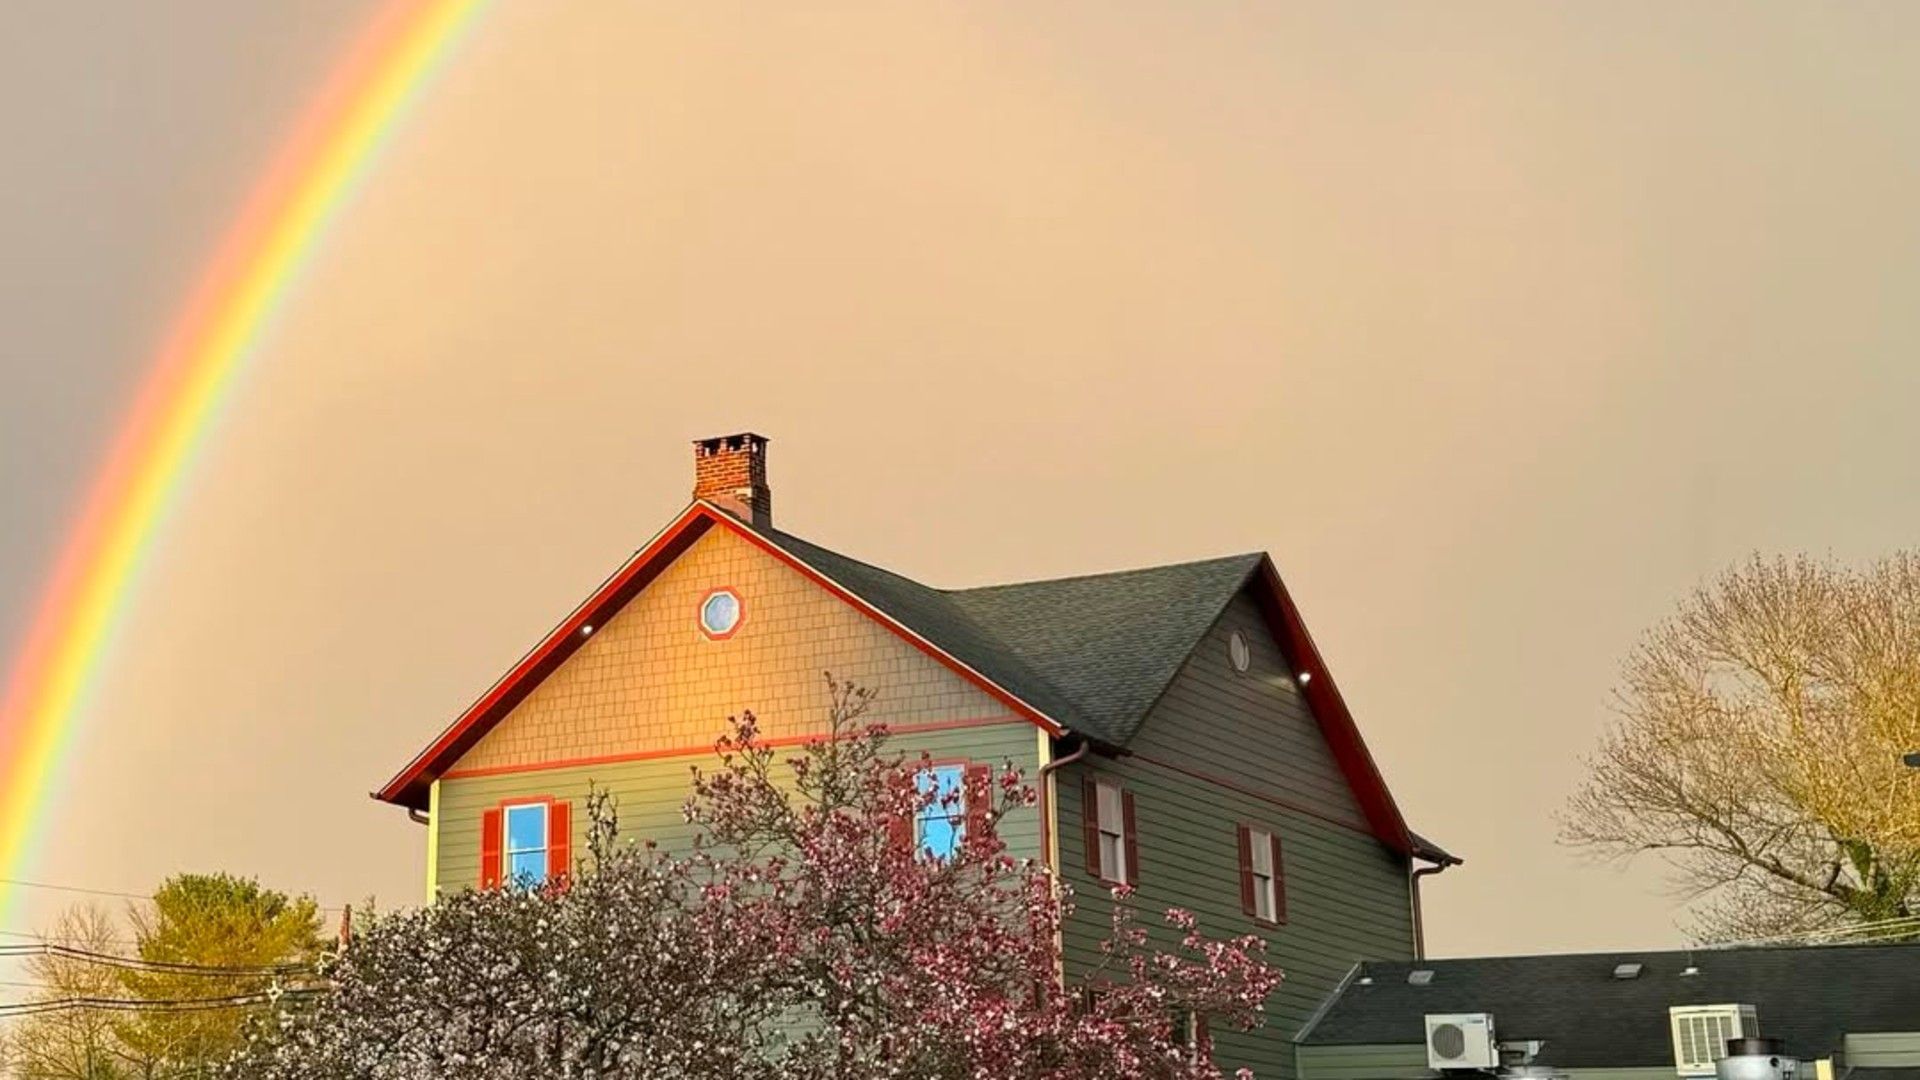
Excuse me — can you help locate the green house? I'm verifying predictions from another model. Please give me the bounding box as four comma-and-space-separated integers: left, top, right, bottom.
375, 431, 1456, 1077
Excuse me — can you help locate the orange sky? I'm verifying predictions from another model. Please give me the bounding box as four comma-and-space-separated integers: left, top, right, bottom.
3, 1, 1919, 958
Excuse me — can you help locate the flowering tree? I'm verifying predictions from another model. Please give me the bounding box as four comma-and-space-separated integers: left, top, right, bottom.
231, 678, 1281, 1078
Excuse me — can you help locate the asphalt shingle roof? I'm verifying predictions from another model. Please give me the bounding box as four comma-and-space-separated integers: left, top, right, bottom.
753, 522, 1261, 745
1300, 944, 1920, 1068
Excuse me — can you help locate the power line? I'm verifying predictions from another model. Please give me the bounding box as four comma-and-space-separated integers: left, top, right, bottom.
0, 876, 348, 914
0, 943, 314, 978
0, 927, 143, 946
0, 988, 325, 1020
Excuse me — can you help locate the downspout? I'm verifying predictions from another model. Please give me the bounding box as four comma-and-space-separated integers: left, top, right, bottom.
1410, 860, 1453, 960
1036, 735, 1091, 1001
1037, 736, 1090, 871
408, 808, 430, 826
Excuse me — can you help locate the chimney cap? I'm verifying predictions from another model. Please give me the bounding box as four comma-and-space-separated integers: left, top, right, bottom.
694, 432, 769, 455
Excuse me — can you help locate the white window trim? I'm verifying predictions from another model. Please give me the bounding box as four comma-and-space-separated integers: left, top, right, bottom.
914, 764, 968, 860
504, 802, 550, 884
1096, 780, 1129, 884
1249, 827, 1278, 922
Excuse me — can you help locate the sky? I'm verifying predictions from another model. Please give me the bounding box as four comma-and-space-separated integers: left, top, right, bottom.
3, 1, 1919, 960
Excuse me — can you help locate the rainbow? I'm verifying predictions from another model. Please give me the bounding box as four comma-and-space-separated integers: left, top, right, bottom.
0, 0, 490, 926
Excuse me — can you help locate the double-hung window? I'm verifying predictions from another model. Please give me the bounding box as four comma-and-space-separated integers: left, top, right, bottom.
505, 803, 551, 885
480, 798, 572, 890
1237, 824, 1287, 925
916, 764, 967, 861
1082, 776, 1136, 885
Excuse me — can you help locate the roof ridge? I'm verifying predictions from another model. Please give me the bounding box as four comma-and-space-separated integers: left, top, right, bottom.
946, 551, 1264, 596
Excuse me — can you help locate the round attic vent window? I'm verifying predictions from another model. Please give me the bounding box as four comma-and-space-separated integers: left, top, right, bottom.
1228, 630, 1251, 673
700, 589, 743, 639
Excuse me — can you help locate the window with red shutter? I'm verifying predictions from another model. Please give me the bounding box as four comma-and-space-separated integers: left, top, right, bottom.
479, 807, 504, 890
1082, 774, 1103, 880
547, 800, 572, 885
1269, 831, 1287, 925
964, 764, 992, 841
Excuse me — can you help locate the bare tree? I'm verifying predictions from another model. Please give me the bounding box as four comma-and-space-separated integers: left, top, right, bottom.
1562, 553, 1920, 942
0, 905, 128, 1079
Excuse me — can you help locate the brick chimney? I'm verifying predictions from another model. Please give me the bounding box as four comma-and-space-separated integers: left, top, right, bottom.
692, 432, 772, 527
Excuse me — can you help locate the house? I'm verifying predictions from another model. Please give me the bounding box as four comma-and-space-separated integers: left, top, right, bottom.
374, 432, 1456, 1076
1295, 943, 1920, 1080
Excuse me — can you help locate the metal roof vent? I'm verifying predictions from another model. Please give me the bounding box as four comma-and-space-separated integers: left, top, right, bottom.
1409, 970, 1436, 986
1614, 962, 1644, 980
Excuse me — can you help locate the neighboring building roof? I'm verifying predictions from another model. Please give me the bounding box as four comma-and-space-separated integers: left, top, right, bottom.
1298, 943, 1920, 1067
375, 502, 1433, 860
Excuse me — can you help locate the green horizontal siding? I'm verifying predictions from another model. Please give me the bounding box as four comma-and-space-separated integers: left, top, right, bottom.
1297, 1044, 1684, 1080
1848, 1032, 1920, 1067
1058, 588, 1418, 1079
435, 721, 1042, 895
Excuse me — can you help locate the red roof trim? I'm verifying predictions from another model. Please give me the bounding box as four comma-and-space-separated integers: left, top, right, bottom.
1245, 556, 1415, 856
374, 503, 1062, 809
715, 517, 1066, 738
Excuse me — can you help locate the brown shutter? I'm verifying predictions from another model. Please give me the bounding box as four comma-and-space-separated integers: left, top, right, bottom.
1195, 1013, 1211, 1059
1236, 824, 1256, 915
479, 807, 503, 890
1082, 774, 1103, 879
1270, 832, 1288, 924
1121, 789, 1139, 885
964, 764, 993, 843
547, 800, 572, 885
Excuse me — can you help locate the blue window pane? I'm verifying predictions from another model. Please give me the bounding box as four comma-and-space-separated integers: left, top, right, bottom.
701, 591, 740, 635
508, 849, 548, 885
916, 765, 966, 861
505, 804, 548, 853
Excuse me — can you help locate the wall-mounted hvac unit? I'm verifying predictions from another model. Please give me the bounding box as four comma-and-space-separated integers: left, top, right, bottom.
1426, 1013, 1500, 1070
1670, 1004, 1759, 1076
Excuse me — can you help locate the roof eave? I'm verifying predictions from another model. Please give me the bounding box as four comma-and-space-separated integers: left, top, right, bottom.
374, 502, 1068, 809
1248, 554, 1419, 856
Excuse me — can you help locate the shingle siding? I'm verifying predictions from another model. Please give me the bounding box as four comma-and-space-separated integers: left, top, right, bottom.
454, 526, 1008, 774
1057, 587, 1416, 1079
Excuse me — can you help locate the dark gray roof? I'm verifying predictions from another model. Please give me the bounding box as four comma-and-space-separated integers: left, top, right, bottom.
950, 554, 1265, 743
751, 521, 1260, 745
1300, 944, 1920, 1068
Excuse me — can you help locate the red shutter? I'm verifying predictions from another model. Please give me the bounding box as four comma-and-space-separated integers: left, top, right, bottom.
479, 807, 504, 890
1195, 1013, 1211, 1058
1236, 824, 1256, 915
548, 800, 572, 885
1121, 790, 1139, 885
1082, 774, 1103, 880
1270, 832, 1288, 924
964, 764, 992, 843
888, 807, 913, 855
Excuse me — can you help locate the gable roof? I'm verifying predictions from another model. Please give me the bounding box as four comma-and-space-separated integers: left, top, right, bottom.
1298, 943, 1920, 1066
375, 502, 1430, 859
946, 554, 1265, 745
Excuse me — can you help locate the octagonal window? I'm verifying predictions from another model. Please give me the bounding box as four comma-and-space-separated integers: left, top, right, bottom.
700, 589, 743, 639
